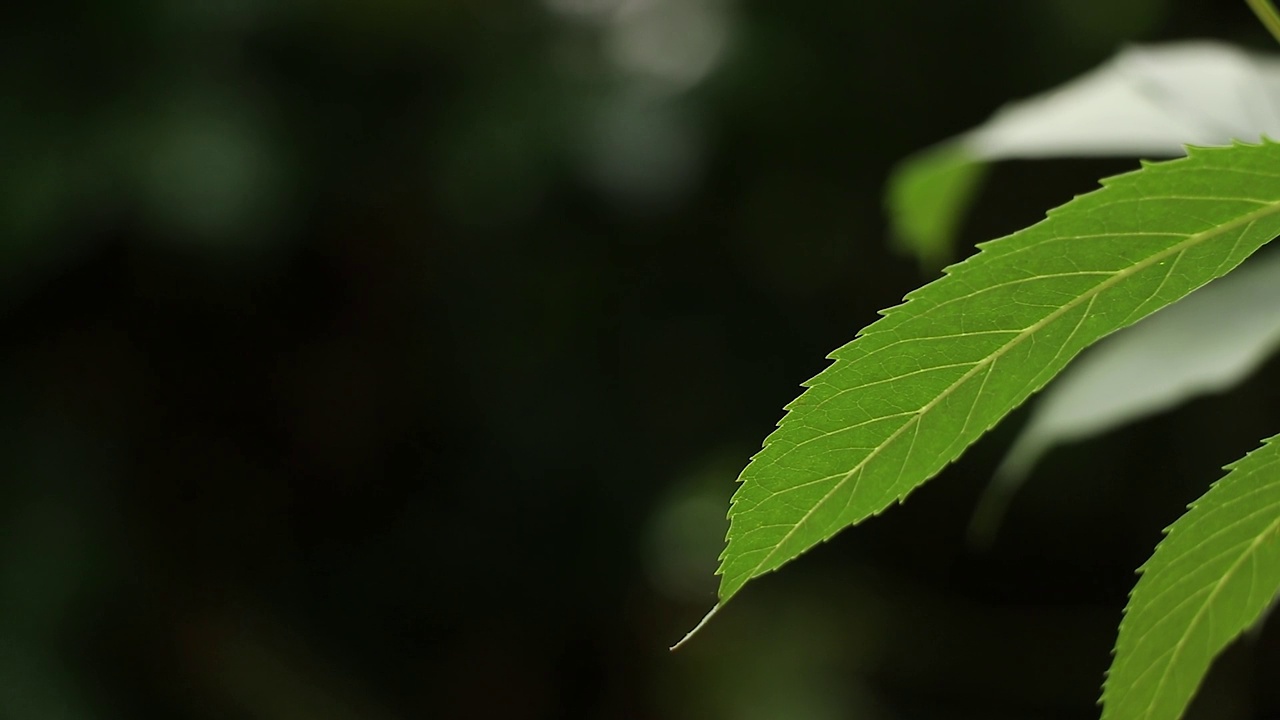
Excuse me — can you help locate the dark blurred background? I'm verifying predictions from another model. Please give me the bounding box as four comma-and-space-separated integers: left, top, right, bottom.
4, 1, 1280, 718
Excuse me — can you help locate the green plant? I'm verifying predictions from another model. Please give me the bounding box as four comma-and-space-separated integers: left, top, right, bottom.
679, 4, 1280, 719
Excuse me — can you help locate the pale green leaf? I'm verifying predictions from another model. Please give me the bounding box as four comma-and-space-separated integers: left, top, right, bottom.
715, 140, 1280, 611
1101, 434, 1280, 720
885, 142, 987, 269
886, 41, 1280, 266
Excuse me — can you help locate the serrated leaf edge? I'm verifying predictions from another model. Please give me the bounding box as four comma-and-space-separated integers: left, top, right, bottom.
720, 141, 1280, 601
1100, 434, 1280, 720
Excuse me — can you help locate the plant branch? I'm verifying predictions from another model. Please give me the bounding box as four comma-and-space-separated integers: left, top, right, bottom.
1247, 0, 1280, 45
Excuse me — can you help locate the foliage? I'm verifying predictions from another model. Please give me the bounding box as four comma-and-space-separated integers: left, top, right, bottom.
1102, 434, 1280, 719
886, 40, 1280, 269
716, 139, 1280, 605
690, 8, 1280, 720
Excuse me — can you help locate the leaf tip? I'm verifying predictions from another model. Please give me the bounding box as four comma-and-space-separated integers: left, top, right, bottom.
669, 602, 722, 651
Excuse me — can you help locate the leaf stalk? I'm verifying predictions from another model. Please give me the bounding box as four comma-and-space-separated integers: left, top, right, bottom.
1247, 0, 1280, 46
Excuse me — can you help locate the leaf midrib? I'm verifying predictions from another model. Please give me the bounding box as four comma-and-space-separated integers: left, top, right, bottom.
736, 197, 1280, 590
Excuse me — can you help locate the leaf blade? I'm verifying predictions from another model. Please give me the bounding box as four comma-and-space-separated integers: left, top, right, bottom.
718, 141, 1280, 605
1101, 435, 1280, 720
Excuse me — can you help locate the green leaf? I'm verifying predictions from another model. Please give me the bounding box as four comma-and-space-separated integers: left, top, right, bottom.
885, 141, 987, 269
1101, 434, 1280, 720
715, 140, 1280, 610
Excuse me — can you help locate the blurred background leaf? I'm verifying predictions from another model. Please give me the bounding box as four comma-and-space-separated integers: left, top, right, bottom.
886, 40, 1280, 267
